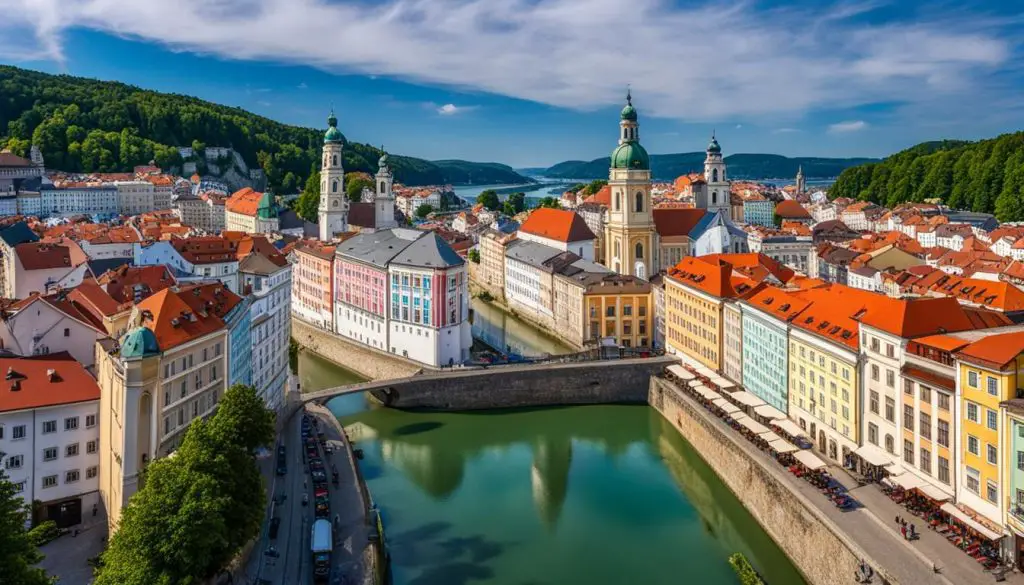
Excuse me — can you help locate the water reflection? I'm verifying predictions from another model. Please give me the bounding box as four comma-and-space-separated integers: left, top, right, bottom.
470, 298, 573, 357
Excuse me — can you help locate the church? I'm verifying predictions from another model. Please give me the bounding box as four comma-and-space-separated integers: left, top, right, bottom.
317, 110, 398, 240
602, 93, 747, 279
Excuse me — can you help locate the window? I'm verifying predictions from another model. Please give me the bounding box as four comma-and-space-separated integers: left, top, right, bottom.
938, 456, 950, 484
967, 435, 980, 455
903, 439, 914, 464
937, 420, 950, 447
920, 386, 931, 402
42, 420, 56, 434
885, 434, 895, 454
869, 391, 879, 414
85, 414, 96, 428
987, 409, 998, 431
868, 423, 878, 445
86, 466, 98, 479
65, 470, 79, 484
988, 444, 998, 466
12, 425, 24, 440
903, 405, 914, 431
968, 371, 978, 387
43, 447, 57, 461
886, 370, 894, 388
920, 412, 931, 440
42, 475, 57, 488
1018, 451, 1024, 472
871, 364, 879, 381
87, 440, 97, 454
987, 481, 998, 503
920, 448, 931, 474
5, 454, 23, 469
634, 192, 643, 212
966, 402, 979, 422
64, 416, 78, 431
966, 467, 980, 494
987, 376, 998, 396
938, 393, 950, 411
904, 379, 914, 395
885, 397, 895, 423
65, 443, 78, 457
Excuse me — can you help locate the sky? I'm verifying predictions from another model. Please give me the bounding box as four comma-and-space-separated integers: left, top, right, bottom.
0, 0, 1022, 168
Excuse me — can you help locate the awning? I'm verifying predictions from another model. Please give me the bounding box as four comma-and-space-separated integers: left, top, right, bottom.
753, 404, 786, 420
771, 418, 806, 438
855, 444, 894, 468
889, 473, 924, 490
736, 415, 770, 435
688, 379, 703, 388
793, 450, 827, 470
667, 365, 694, 381
940, 503, 1003, 541
692, 385, 722, 401
769, 439, 799, 454
729, 391, 767, 407
758, 430, 785, 444
710, 376, 734, 390
915, 483, 951, 502
711, 398, 741, 414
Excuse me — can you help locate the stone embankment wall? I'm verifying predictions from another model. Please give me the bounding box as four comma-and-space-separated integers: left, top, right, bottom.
365, 356, 675, 410
292, 317, 422, 381
649, 377, 894, 585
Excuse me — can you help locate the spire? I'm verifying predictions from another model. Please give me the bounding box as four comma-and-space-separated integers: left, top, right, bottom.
626, 85, 632, 106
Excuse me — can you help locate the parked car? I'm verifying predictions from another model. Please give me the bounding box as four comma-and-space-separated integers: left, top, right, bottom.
269, 517, 281, 539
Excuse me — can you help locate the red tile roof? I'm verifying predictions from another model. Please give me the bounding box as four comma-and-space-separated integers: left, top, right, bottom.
583, 185, 611, 206
97, 265, 177, 305
68, 281, 123, 320
957, 332, 1024, 369
857, 295, 977, 338
225, 187, 265, 216
744, 286, 812, 322
135, 287, 232, 351
653, 208, 706, 237
0, 352, 100, 413
519, 208, 596, 243
774, 199, 811, 219
0, 152, 32, 167
700, 253, 796, 284
171, 237, 240, 264
14, 240, 87, 271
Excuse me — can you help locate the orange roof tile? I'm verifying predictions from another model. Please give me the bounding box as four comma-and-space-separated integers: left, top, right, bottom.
135, 287, 232, 351
653, 208, 706, 237
225, 187, 265, 216
0, 353, 100, 413
583, 185, 611, 206
913, 334, 971, 353
97, 265, 177, 305
774, 199, 810, 219
744, 286, 812, 322
519, 208, 596, 243
700, 253, 795, 284
957, 332, 1024, 369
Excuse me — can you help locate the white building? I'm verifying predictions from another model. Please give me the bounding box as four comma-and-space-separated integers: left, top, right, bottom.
319, 111, 350, 240
518, 207, 597, 261
135, 237, 239, 293
7, 240, 90, 299
239, 246, 292, 410
0, 353, 101, 527
41, 184, 119, 218
115, 180, 155, 216
0, 292, 107, 368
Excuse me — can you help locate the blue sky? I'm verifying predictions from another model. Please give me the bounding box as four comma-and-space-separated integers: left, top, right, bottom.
0, 0, 1022, 168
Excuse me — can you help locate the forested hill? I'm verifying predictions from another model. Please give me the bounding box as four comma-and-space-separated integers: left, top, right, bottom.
543, 152, 876, 181
829, 133, 1024, 221
0, 65, 532, 190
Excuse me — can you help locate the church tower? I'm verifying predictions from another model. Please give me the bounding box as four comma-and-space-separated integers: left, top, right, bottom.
318, 110, 349, 241
604, 91, 655, 279
703, 133, 729, 215
796, 165, 806, 194
374, 149, 397, 230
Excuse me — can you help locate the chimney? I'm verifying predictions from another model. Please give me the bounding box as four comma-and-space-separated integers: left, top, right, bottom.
46, 368, 58, 382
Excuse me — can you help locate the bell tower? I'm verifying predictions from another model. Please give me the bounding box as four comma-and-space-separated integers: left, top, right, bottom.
374, 149, 397, 230
604, 90, 655, 279
703, 133, 729, 215
319, 109, 349, 241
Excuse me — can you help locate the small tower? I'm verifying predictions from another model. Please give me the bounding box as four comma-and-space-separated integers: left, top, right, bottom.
256, 188, 280, 233
604, 90, 655, 279
796, 165, 806, 194
702, 133, 729, 215
318, 110, 349, 240
29, 144, 44, 169
374, 149, 397, 230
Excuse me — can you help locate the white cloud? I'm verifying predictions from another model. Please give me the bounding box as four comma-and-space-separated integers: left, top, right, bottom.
0, 0, 1012, 121
735, 124, 742, 129
437, 103, 459, 115
297, 82, 308, 89
773, 128, 800, 134
828, 120, 868, 133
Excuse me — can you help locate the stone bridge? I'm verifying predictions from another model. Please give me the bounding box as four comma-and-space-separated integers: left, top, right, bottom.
303, 355, 676, 411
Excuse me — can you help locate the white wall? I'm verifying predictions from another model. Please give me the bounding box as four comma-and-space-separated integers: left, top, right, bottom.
0, 299, 103, 367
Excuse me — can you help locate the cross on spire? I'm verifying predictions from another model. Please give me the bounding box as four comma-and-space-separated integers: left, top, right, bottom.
626, 84, 632, 106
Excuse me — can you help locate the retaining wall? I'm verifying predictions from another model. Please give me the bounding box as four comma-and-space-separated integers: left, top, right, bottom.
292, 317, 422, 381
649, 377, 894, 585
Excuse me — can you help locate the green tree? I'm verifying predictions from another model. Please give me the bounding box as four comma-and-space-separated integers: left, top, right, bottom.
95, 384, 272, 585
468, 248, 480, 263
476, 190, 500, 211
507, 192, 527, 214
581, 179, 608, 196
415, 204, 434, 219
295, 169, 321, 223
345, 174, 374, 203
0, 465, 53, 585
535, 196, 560, 209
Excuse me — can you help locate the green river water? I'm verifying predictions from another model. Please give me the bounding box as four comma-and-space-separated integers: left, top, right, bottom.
299, 347, 805, 585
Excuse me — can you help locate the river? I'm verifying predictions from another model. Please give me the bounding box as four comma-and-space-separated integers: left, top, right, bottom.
469, 297, 574, 357
298, 348, 805, 585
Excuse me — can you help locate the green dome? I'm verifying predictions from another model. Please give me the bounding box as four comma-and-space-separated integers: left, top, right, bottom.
324, 110, 343, 144
620, 104, 637, 121
121, 327, 159, 359
707, 135, 721, 154
257, 189, 278, 219
610, 142, 650, 170
378, 151, 389, 168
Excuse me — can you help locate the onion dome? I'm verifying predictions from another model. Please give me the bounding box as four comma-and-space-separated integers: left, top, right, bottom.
620, 90, 637, 121
707, 134, 721, 154
324, 110, 343, 144
610, 142, 650, 170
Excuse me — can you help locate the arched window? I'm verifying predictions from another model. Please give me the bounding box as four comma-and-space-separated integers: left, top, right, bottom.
622, 128, 628, 141
634, 261, 646, 280
711, 191, 717, 205
712, 168, 719, 182
635, 192, 643, 212
333, 155, 338, 167
635, 242, 644, 260
333, 200, 339, 208
885, 434, 894, 454
332, 180, 338, 193
379, 182, 386, 193
614, 192, 621, 211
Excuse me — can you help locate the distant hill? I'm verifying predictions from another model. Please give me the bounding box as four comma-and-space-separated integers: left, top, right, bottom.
541, 153, 877, 181
0, 65, 533, 191
829, 133, 1024, 220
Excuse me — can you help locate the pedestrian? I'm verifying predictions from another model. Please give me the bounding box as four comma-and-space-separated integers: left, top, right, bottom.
910, 524, 916, 540
895, 515, 900, 525
900, 524, 907, 540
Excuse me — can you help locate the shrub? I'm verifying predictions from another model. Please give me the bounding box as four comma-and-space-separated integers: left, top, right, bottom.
27, 520, 60, 547
729, 553, 765, 585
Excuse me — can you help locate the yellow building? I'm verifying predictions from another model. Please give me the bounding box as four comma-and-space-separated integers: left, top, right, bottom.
582, 275, 652, 348
665, 256, 747, 371
604, 92, 655, 280
956, 331, 1024, 528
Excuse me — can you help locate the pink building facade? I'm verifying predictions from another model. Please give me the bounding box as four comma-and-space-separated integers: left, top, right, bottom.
333, 257, 389, 351
292, 240, 335, 330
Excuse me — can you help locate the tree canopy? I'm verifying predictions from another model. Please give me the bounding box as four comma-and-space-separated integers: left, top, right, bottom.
535, 196, 561, 209
95, 384, 273, 585
345, 173, 374, 203
829, 134, 1024, 221
0, 466, 53, 585
415, 204, 434, 219
476, 190, 501, 211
